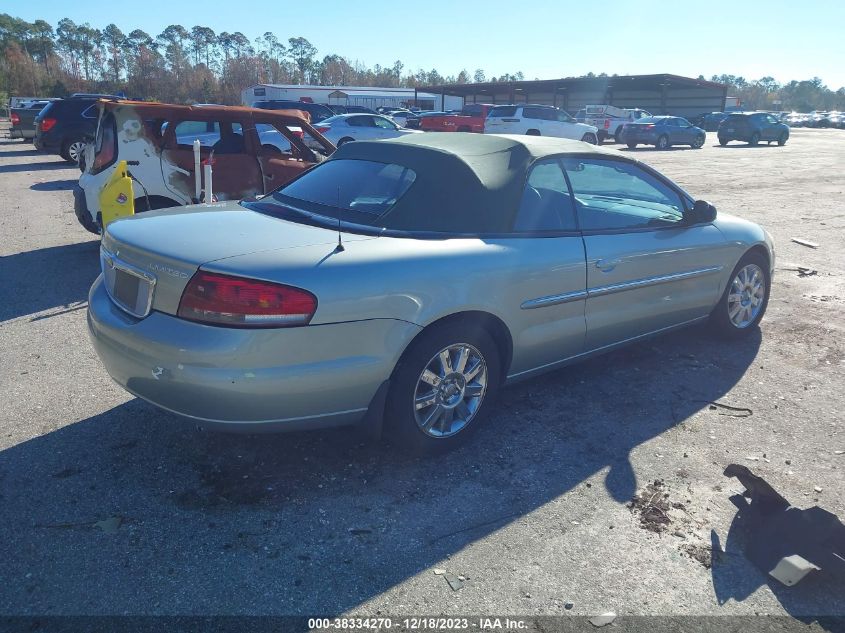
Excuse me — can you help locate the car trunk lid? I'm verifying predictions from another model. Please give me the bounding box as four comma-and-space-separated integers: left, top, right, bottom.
100, 201, 374, 316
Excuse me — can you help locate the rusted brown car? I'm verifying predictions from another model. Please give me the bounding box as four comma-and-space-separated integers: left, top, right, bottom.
75, 101, 335, 233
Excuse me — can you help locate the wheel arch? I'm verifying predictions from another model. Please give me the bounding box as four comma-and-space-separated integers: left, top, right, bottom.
394, 310, 514, 385
745, 243, 771, 271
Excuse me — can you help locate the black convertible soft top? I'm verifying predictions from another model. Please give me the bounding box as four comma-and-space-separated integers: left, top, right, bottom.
330, 133, 619, 233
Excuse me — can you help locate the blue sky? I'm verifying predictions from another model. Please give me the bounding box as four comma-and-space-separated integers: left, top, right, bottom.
12, 0, 845, 89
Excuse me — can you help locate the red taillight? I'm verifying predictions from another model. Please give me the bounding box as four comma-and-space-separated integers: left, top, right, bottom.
316, 126, 330, 134
292, 130, 304, 139
40, 117, 57, 132
10, 113, 20, 126
604, 120, 610, 129
643, 124, 655, 129
177, 271, 317, 328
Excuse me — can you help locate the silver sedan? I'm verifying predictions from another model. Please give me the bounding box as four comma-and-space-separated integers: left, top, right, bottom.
88, 133, 774, 453
314, 113, 423, 147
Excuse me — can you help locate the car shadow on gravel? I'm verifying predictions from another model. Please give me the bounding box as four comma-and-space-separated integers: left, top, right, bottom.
0, 241, 101, 322
714, 144, 784, 149
30, 179, 78, 192
0, 149, 42, 158
0, 325, 776, 615
619, 147, 701, 152
0, 160, 74, 174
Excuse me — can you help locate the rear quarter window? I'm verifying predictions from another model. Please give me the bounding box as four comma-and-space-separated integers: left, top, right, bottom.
523, 107, 553, 120
489, 106, 517, 118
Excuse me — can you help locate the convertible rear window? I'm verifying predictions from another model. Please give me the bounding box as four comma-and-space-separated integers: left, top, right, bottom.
273, 159, 416, 221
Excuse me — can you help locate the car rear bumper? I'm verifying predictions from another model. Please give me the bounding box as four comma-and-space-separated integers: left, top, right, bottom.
621, 131, 659, 144
34, 134, 60, 153
74, 185, 100, 234
718, 128, 751, 141
87, 275, 421, 431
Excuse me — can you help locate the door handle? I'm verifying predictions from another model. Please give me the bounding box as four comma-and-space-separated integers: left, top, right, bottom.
595, 258, 621, 272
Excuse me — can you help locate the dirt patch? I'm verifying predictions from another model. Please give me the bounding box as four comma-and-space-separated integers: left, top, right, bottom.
629, 479, 676, 534
681, 543, 714, 569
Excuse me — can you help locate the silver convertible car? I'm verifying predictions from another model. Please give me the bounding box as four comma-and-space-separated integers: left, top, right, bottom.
88, 134, 774, 452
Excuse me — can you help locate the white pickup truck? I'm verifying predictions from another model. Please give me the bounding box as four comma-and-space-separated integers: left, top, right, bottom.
585, 105, 652, 143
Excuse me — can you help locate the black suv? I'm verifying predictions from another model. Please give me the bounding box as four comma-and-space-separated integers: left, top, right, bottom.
718, 112, 790, 146
252, 100, 334, 124
34, 96, 118, 163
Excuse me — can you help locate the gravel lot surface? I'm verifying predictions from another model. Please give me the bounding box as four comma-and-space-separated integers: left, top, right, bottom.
1, 123, 843, 628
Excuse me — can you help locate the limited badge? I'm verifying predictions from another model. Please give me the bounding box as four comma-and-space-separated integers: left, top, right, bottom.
116, 193, 128, 204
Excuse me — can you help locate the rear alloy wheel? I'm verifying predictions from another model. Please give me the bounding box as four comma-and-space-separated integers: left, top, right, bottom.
581, 133, 598, 145
691, 135, 705, 149
710, 251, 770, 338
777, 133, 788, 146
386, 323, 500, 454
749, 132, 760, 146
656, 134, 669, 150
62, 139, 86, 164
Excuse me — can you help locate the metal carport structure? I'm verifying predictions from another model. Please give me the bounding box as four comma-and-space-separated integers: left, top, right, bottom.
416, 74, 728, 118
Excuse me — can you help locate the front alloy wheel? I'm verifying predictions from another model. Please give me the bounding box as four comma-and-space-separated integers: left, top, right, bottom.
710, 251, 770, 338
727, 264, 766, 328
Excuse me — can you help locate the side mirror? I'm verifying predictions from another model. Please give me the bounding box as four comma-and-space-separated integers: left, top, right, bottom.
692, 199, 717, 223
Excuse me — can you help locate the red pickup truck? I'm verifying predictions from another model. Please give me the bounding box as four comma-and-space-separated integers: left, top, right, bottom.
420, 104, 495, 133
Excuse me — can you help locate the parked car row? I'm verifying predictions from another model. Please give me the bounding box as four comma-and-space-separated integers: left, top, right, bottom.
784, 111, 845, 128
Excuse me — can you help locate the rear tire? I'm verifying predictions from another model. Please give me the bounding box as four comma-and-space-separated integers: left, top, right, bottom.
614, 127, 624, 143
61, 138, 86, 164
385, 322, 501, 454
627, 142, 637, 149
656, 134, 669, 150
525, 129, 541, 136
777, 133, 788, 146
691, 135, 705, 149
709, 251, 770, 339
719, 137, 729, 146
749, 132, 760, 146
581, 133, 598, 145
